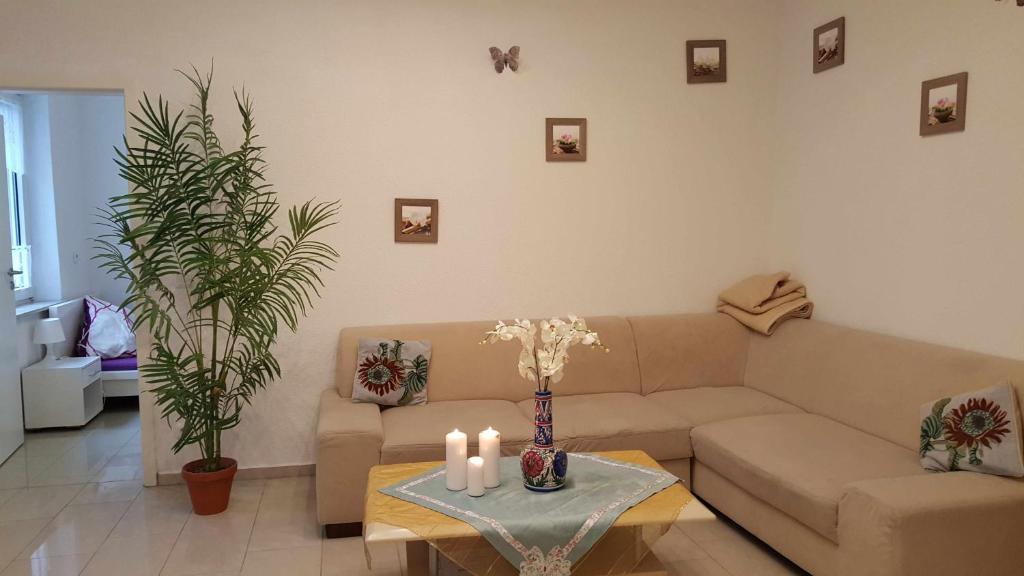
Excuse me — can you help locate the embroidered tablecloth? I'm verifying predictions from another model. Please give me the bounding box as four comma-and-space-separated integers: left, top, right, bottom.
377, 452, 680, 575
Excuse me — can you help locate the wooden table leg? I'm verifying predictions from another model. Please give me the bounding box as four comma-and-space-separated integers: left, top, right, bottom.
406, 540, 431, 576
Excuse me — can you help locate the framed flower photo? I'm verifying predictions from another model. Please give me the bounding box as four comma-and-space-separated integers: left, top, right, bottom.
920, 72, 968, 136
394, 198, 438, 243
686, 40, 727, 84
546, 118, 587, 162
813, 17, 845, 73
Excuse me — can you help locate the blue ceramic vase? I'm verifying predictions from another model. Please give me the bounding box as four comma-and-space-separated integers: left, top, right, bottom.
520, 390, 568, 491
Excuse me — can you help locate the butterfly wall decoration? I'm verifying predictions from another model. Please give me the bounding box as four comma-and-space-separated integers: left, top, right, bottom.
489, 46, 520, 73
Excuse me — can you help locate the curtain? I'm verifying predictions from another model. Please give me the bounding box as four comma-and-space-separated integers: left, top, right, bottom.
0, 94, 25, 174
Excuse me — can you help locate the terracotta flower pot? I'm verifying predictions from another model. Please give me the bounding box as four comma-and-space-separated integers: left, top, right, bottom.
181, 457, 238, 515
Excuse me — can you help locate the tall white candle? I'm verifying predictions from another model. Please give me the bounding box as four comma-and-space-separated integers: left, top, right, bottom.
467, 456, 485, 497
445, 429, 468, 491
479, 427, 501, 488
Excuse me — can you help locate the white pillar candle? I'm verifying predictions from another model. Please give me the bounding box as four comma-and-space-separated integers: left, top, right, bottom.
467, 456, 485, 497
479, 427, 501, 488
445, 429, 468, 491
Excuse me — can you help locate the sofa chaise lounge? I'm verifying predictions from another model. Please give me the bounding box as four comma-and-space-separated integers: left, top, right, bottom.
316, 314, 1024, 576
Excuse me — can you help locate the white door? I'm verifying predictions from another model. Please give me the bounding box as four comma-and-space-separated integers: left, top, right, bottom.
0, 117, 25, 463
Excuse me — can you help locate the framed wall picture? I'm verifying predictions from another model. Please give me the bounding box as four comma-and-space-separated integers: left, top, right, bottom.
920, 72, 968, 136
546, 118, 587, 162
813, 17, 845, 73
394, 198, 438, 243
686, 40, 727, 84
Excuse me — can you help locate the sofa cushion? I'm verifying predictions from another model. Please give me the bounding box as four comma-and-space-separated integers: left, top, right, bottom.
691, 413, 927, 543
647, 386, 803, 427
381, 400, 534, 464
516, 392, 693, 461
919, 382, 1024, 477
628, 313, 749, 395
338, 316, 641, 401
77, 295, 136, 359
744, 319, 1024, 453
351, 338, 432, 406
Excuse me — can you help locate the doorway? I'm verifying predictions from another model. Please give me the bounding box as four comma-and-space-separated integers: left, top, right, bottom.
0, 90, 153, 490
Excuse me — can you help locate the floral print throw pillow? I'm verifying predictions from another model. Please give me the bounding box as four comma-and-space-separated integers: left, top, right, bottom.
920, 382, 1024, 477
352, 339, 431, 406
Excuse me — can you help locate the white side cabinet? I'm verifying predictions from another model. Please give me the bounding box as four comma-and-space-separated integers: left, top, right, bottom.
22, 356, 104, 429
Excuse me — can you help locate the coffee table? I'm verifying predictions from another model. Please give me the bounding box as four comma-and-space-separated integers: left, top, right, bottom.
363, 450, 715, 576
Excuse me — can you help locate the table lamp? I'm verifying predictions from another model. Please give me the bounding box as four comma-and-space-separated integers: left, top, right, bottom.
34, 318, 66, 363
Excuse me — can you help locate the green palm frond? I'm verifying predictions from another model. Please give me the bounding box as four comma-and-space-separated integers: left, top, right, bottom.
94, 67, 339, 472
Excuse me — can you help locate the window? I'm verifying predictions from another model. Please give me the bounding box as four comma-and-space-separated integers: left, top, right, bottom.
0, 95, 31, 301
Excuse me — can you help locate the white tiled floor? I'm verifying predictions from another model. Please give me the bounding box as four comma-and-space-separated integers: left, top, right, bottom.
0, 410, 807, 576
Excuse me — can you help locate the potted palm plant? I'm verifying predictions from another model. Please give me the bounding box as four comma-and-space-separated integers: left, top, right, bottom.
95, 67, 339, 515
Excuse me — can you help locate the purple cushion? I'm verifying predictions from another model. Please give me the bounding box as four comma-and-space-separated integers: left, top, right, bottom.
101, 356, 137, 372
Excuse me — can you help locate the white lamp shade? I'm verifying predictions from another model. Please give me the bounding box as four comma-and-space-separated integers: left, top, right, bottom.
33, 318, 66, 345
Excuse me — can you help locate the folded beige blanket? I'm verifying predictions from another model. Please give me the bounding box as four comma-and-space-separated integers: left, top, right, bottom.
717, 271, 814, 335
718, 271, 805, 314
718, 297, 814, 336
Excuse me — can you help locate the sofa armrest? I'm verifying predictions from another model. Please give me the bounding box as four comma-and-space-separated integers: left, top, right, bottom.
838, 472, 1024, 576
315, 389, 383, 525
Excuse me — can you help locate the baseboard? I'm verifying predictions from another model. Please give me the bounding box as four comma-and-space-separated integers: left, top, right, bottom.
157, 463, 315, 485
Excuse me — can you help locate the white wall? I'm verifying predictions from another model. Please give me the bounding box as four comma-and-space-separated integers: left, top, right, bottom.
6, 1, 1022, 478
15, 311, 46, 372
47, 93, 129, 304
21, 95, 61, 302
19, 93, 128, 304
84, 91, 131, 306
0, 0, 782, 474
771, 0, 1024, 359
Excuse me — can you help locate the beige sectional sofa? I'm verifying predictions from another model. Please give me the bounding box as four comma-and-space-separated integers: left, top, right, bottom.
316, 314, 1024, 575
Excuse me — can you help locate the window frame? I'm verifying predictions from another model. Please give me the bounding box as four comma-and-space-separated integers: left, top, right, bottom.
1, 96, 32, 303
8, 172, 32, 302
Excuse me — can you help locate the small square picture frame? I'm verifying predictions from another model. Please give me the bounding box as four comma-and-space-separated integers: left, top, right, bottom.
920, 72, 968, 136
394, 198, 438, 243
546, 117, 587, 162
813, 17, 845, 74
686, 40, 727, 84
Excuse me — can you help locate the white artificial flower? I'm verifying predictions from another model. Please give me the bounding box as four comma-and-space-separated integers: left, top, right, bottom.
539, 320, 554, 343
483, 316, 605, 392
518, 349, 538, 383
555, 323, 571, 339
